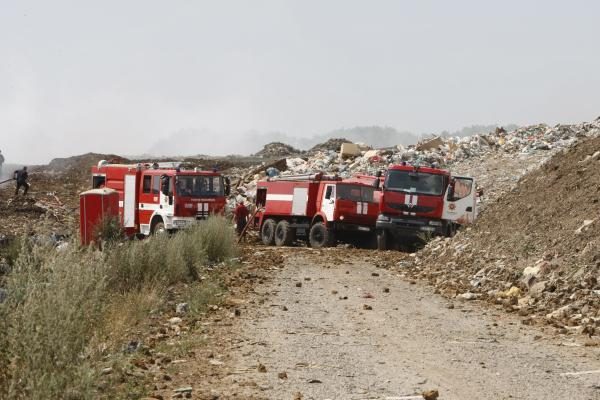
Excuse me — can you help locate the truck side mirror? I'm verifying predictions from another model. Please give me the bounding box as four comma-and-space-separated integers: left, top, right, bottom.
161, 176, 169, 196
447, 179, 456, 201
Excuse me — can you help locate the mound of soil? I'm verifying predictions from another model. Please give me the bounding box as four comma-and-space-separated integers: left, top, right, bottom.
47, 152, 128, 172
307, 138, 352, 154
254, 142, 301, 158
412, 135, 600, 334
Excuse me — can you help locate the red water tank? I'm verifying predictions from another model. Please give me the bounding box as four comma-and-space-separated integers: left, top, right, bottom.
79, 188, 120, 245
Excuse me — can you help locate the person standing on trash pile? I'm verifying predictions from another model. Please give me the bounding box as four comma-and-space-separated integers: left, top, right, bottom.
14, 166, 30, 196
233, 197, 249, 236
0, 150, 4, 177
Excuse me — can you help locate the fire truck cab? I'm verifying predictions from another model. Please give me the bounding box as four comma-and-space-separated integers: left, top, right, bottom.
255, 173, 380, 248
376, 164, 477, 250
91, 161, 229, 236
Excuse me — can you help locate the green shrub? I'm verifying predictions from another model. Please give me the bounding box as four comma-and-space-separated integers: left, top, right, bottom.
193, 215, 238, 263
0, 215, 238, 399
106, 216, 236, 292
93, 216, 125, 247
0, 246, 107, 400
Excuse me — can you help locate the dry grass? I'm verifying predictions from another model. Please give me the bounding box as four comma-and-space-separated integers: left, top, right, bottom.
0, 216, 237, 400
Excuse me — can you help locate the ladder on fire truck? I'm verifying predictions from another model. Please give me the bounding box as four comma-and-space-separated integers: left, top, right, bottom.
267, 173, 340, 182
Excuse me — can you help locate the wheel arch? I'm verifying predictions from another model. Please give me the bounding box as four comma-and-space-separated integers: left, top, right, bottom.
311, 212, 328, 226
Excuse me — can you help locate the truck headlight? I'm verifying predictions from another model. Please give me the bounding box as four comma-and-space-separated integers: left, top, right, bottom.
420, 226, 436, 232
429, 220, 442, 226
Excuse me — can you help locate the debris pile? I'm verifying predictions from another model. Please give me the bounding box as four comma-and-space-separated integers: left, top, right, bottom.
405, 134, 600, 336
0, 153, 124, 239
254, 142, 302, 158
228, 119, 600, 208
307, 138, 353, 154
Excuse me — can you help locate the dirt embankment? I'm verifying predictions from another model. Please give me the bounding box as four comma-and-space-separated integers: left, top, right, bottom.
411, 135, 600, 334
0, 153, 127, 239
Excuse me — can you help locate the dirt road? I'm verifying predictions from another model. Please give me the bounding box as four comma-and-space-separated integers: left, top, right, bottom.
209, 248, 600, 400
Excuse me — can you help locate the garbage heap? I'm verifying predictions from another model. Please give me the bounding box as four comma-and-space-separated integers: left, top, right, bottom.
253, 142, 303, 158
228, 119, 600, 209
408, 133, 600, 337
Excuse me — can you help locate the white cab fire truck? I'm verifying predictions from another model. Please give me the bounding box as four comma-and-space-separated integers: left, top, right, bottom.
254, 173, 380, 248
91, 161, 229, 236
376, 163, 477, 250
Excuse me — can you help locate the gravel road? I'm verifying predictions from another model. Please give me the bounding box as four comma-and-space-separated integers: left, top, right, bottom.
214, 249, 600, 400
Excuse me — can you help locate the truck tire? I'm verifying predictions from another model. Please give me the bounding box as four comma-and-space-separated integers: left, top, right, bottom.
376, 229, 389, 250
261, 219, 276, 246
274, 220, 295, 246
445, 222, 456, 237
151, 220, 166, 235
309, 222, 335, 248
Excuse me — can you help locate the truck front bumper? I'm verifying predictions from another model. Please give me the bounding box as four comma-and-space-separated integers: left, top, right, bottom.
333, 222, 374, 233
375, 214, 445, 237
167, 217, 196, 230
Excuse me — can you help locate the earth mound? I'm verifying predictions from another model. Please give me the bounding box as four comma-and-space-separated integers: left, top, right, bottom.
414, 135, 600, 334
254, 142, 301, 158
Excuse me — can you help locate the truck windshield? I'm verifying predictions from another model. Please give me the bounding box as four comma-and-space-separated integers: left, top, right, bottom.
385, 170, 445, 196
337, 184, 375, 202
176, 176, 223, 197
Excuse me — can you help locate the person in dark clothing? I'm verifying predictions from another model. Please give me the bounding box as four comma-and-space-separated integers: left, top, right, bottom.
233, 199, 249, 236
14, 166, 29, 196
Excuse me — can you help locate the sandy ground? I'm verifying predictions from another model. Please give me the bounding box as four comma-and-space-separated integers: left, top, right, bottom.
205, 249, 600, 400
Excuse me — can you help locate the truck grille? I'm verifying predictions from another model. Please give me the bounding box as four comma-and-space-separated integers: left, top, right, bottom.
387, 203, 435, 213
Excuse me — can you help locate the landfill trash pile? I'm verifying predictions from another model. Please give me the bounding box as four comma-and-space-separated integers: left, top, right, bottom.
228, 119, 600, 211
306, 137, 353, 155
254, 142, 303, 158
0, 153, 124, 239
402, 134, 600, 337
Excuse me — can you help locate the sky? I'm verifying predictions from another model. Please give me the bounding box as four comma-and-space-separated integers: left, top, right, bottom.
1, 0, 599, 164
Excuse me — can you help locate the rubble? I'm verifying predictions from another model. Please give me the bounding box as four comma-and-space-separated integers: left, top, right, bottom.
307, 138, 352, 154
227, 119, 600, 216
253, 142, 302, 158
403, 133, 600, 336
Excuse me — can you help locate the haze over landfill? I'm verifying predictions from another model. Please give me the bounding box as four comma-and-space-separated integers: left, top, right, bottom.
1, 2, 600, 400
1, 1, 600, 164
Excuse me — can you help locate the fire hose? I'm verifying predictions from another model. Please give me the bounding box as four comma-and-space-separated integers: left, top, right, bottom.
0, 178, 15, 185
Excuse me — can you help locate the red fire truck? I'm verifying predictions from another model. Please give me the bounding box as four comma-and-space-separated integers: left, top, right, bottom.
254, 173, 380, 248
91, 161, 229, 236
375, 164, 477, 250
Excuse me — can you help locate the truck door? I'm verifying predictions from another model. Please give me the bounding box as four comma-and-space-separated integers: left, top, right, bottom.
160, 175, 174, 213
123, 174, 137, 228
442, 176, 476, 224
320, 184, 336, 221
138, 174, 159, 229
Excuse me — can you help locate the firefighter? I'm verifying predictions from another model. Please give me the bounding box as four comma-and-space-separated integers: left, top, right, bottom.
233, 197, 249, 236
14, 166, 30, 196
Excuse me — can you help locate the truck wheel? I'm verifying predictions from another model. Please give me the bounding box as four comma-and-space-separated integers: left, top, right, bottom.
261, 219, 276, 246
151, 220, 166, 235
446, 222, 456, 237
274, 220, 295, 246
309, 222, 335, 248
376, 229, 389, 250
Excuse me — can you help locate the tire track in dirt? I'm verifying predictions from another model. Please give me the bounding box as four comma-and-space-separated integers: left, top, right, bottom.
209, 249, 600, 400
